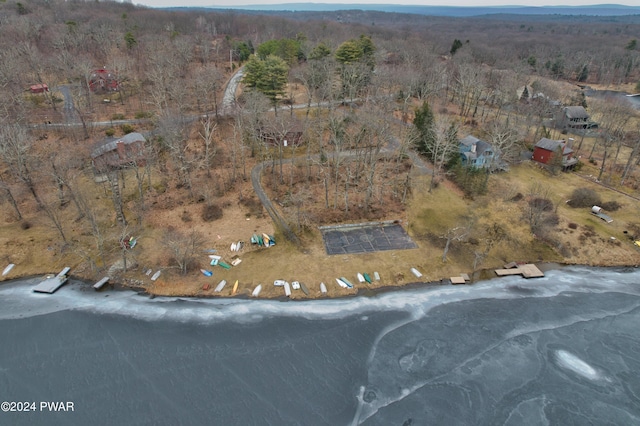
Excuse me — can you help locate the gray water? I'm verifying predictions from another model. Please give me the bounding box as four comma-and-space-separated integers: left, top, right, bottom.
1, 266, 640, 425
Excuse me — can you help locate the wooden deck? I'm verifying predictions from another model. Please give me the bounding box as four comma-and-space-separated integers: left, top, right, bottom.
495, 264, 544, 278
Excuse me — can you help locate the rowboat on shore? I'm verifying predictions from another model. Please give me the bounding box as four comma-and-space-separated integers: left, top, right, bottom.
320, 282, 327, 294
214, 280, 227, 292
232, 280, 239, 295
252, 284, 262, 297
200, 269, 213, 277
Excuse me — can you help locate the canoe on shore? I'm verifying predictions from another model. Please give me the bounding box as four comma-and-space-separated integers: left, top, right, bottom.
320, 282, 327, 294
232, 280, 239, 295
340, 277, 354, 288
200, 269, 213, 277
299, 281, 309, 296
363, 273, 372, 284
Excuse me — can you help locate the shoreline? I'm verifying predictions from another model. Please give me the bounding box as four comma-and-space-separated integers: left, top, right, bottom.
6, 261, 635, 301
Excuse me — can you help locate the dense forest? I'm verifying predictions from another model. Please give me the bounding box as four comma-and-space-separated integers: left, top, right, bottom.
1, 0, 640, 284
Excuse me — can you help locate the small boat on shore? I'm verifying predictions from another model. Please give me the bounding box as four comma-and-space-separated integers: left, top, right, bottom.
340, 277, 354, 288
151, 270, 161, 281
200, 269, 213, 277
214, 280, 227, 292
299, 281, 309, 296
232, 280, 239, 295
357, 273, 365, 283
320, 282, 327, 294
411, 267, 422, 278
2, 263, 15, 276
374, 272, 380, 281
363, 273, 372, 284
336, 278, 348, 288
284, 281, 291, 297
252, 284, 262, 297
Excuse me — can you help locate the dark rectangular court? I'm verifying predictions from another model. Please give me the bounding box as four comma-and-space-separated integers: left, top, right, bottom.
320, 222, 418, 255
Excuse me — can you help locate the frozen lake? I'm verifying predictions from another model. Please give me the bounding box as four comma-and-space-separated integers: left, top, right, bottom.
1, 266, 640, 425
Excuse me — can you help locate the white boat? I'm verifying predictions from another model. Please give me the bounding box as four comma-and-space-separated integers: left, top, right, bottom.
274, 279, 287, 286
145, 269, 152, 276
374, 272, 380, 281
410, 267, 422, 278
357, 273, 365, 283
292, 281, 300, 290
208, 254, 221, 260
214, 280, 227, 292
231, 258, 242, 266
251, 284, 262, 297
320, 282, 327, 294
335, 278, 348, 288
2, 263, 15, 276
230, 242, 237, 251
151, 270, 161, 281
284, 281, 291, 297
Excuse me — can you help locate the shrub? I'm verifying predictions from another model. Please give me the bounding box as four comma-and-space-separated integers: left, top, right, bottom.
121, 124, 135, 134
111, 113, 125, 120
20, 221, 32, 230
105, 128, 115, 137
135, 111, 151, 119
566, 187, 601, 208
601, 201, 621, 211
568, 222, 578, 230
529, 197, 554, 212
180, 210, 192, 222
201, 204, 223, 222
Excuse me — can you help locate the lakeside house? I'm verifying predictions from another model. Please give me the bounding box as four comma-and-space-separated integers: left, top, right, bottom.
459, 135, 508, 171
91, 132, 147, 174
532, 137, 578, 170
555, 106, 598, 131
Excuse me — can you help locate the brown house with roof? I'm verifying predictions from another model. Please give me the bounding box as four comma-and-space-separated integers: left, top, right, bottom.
532, 138, 578, 170
91, 132, 147, 173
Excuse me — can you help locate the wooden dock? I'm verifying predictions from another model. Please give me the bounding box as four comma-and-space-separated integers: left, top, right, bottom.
495, 264, 544, 278
33, 267, 71, 294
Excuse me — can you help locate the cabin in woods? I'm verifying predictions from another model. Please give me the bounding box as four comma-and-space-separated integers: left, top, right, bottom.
91, 132, 147, 173
257, 122, 304, 147
30, 83, 49, 93
89, 68, 119, 93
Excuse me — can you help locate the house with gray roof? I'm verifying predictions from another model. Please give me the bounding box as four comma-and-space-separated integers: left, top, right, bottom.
91, 132, 147, 173
555, 106, 598, 130
459, 135, 507, 171
532, 137, 578, 170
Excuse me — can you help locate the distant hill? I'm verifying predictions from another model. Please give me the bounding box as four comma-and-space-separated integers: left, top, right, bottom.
197, 4, 640, 17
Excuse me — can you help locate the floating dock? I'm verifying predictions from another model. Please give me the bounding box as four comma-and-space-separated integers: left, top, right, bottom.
33, 267, 71, 294
495, 264, 544, 278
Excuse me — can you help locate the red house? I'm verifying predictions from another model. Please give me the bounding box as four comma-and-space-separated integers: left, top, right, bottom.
89, 68, 119, 93
532, 138, 578, 170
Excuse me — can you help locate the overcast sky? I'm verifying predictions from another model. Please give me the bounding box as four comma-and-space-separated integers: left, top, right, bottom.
133, 1, 632, 9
